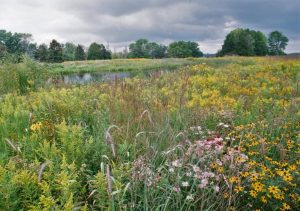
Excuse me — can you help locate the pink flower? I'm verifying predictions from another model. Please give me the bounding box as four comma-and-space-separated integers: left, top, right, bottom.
198, 179, 208, 189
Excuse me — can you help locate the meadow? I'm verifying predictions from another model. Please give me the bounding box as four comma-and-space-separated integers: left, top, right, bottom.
0, 57, 299, 210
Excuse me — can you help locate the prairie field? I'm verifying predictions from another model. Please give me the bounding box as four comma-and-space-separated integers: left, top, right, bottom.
0, 57, 299, 210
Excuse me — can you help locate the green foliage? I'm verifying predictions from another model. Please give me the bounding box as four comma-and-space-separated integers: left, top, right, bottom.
48, 39, 63, 63
168, 41, 203, 58
63, 42, 76, 61
0, 29, 33, 58
0, 56, 47, 95
128, 39, 167, 58
74, 44, 86, 61
87, 42, 111, 60
268, 31, 289, 55
220, 28, 270, 56
34, 44, 48, 62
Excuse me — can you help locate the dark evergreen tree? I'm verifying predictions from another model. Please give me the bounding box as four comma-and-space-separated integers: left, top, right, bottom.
75, 44, 86, 61
48, 39, 63, 63
34, 44, 48, 62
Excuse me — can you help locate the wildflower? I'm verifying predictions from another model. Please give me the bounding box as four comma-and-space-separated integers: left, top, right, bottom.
240, 171, 249, 177
186, 194, 194, 201
288, 165, 296, 171
268, 185, 280, 195
223, 192, 229, 199
198, 179, 208, 189
171, 160, 182, 167
214, 186, 220, 192
181, 181, 189, 187
169, 167, 174, 173
283, 174, 292, 182
234, 185, 244, 193
30, 122, 42, 131
229, 176, 239, 184
250, 190, 258, 198
261, 196, 267, 203
173, 186, 180, 193
217, 167, 224, 173
192, 165, 200, 173
251, 182, 265, 192
281, 203, 291, 210
211, 162, 217, 169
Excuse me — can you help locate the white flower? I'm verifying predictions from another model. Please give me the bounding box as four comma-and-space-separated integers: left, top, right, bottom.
182, 181, 189, 187
169, 167, 175, 173
171, 160, 182, 167
214, 186, 220, 192
192, 165, 200, 173
186, 194, 194, 201
186, 172, 192, 177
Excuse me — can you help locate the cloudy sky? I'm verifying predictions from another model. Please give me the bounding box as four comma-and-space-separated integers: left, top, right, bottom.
0, 0, 299, 53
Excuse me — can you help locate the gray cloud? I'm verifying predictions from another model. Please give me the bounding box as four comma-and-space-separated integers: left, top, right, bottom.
0, 0, 299, 53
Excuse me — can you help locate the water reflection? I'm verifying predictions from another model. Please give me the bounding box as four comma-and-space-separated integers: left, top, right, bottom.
53, 72, 132, 85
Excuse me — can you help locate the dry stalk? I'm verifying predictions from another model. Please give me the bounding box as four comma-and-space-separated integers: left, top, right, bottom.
38, 161, 50, 182
106, 164, 112, 197
5, 139, 21, 153
105, 125, 120, 158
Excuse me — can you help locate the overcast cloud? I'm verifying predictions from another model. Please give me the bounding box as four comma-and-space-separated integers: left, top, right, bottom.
0, 0, 299, 53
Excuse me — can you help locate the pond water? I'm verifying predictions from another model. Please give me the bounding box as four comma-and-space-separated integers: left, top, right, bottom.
49, 69, 168, 85
50, 72, 133, 85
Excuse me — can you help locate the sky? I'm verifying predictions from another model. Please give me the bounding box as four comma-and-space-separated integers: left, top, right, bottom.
0, 0, 299, 53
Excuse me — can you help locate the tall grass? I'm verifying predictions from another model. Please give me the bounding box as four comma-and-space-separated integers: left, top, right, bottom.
0, 57, 299, 210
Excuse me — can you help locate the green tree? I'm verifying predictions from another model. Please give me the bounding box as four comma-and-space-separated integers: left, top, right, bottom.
148, 42, 167, 58
0, 30, 33, 58
26, 43, 37, 59
268, 31, 289, 55
249, 30, 268, 56
48, 39, 63, 63
0, 43, 7, 58
75, 44, 86, 61
128, 39, 150, 58
87, 42, 111, 60
63, 42, 76, 61
220, 28, 255, 56
34, 44, 48, 62
168, 41, 203, 58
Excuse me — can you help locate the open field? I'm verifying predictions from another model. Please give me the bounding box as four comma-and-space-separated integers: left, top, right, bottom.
46, 57, 260, 75
0, 57, 299, 210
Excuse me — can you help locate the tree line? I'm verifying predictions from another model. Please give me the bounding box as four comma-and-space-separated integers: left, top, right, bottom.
217, 28, 289, 56
0, 28, 289, 63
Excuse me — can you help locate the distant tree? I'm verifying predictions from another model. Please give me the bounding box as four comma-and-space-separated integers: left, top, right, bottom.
128, 39, 150, 58
0, 43, 7, 58
168, 41, 203, 58
249, 30, 268, 56
34, 44, 48, 62
75, 44, 86, 61
268, 31, 289, 55
63, 42, 76, 61
48, 39, 63, 63
0, 30, 33, 57
220, 28, 255, 56
220, 28, 271, 56
26, 43, 37, 59
148, 42, 167, 58
87, 42, 111, 60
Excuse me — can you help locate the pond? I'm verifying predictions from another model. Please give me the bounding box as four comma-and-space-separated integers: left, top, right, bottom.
49, 69, 168, 85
